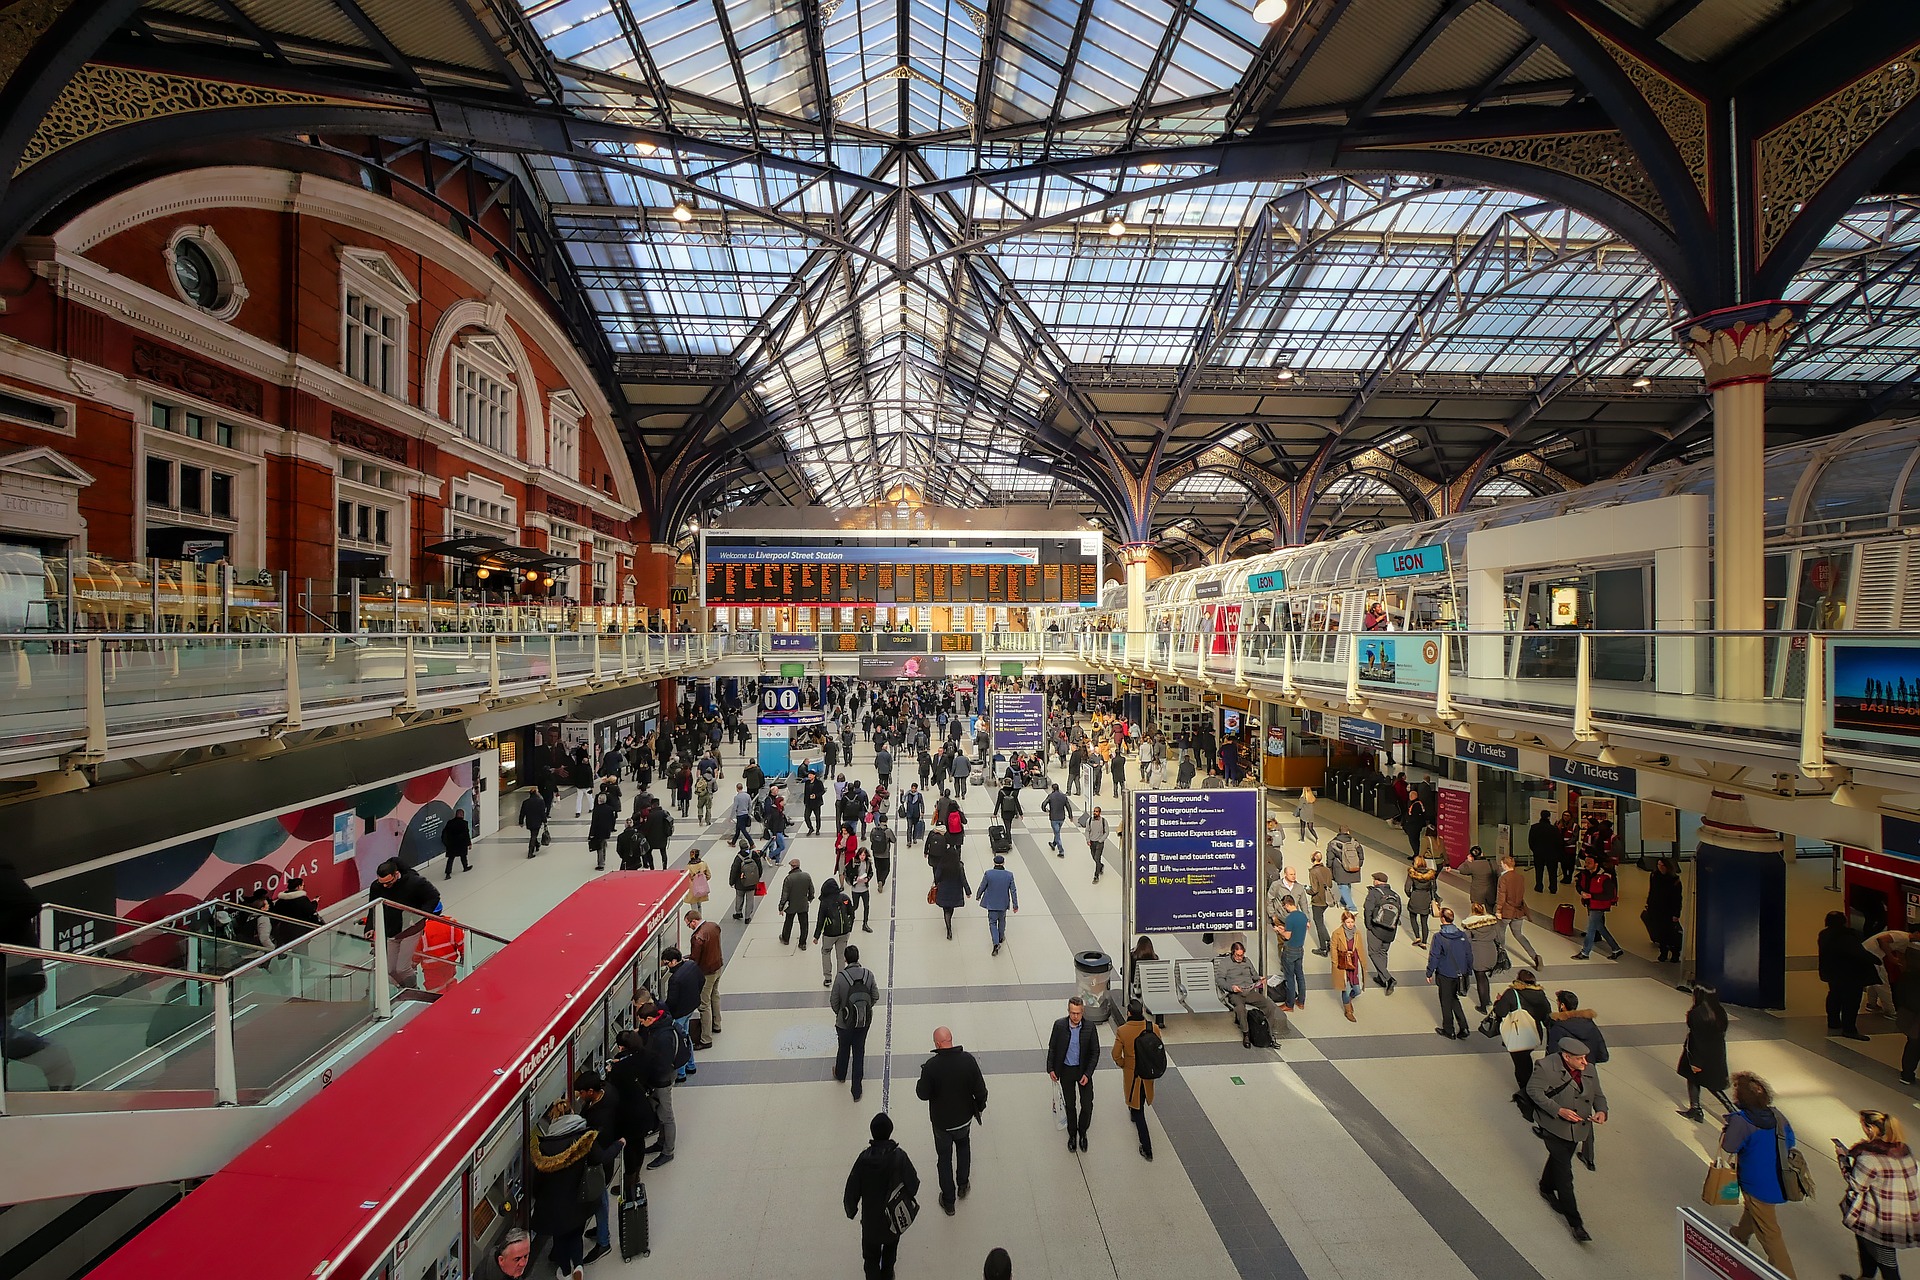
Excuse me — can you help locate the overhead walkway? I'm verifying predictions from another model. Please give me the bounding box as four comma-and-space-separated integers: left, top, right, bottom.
1076, 627, 1920, 797
0, 897, 505, 1204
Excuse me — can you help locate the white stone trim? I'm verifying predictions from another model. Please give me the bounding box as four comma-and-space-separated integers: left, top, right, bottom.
424, 298, 545, 467
162, 225, 248, 322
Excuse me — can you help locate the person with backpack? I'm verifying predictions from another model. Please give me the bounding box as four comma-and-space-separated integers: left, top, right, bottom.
1328, 827, 1364, 910
518, 788, 547, 859
1362, 872, 1402, 994
694, 770, 715, 825
662, 945, 704, 1077
616, 817, 645, 871
1425, 906, 1474, 1039
870, 818, 895, 889
844, 1111, 919, 1280
1307, 851, 1333, 955
976, 855, 1019, 957
440, 808, 472, 879
815, 876, 856, 987
1214, 940, 1285, 1049
728, 842, 765, 922
686, 908, 723, 1044
1720, 1071, 1803, 1277
830, 942, 882, 1101
1110, 999, 1165, 1161
628, 1001, 680, 1169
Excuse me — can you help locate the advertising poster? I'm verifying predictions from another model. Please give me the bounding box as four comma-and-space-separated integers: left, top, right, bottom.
1357, 634, 1441, 693
1435, 779, 1472, 869
858, 654, 946, 679
757, 721, 793, 780
1829, 639, 1920, 746
1132, 788, 1260, 933
991, 692, 1045, 753
1679, 1207, 1791, 1280
37, 762, 477, 927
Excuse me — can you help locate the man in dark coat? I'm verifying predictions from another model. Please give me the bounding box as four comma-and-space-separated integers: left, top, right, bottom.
518, 789, 547, 858
844, 1112, 918, 1280
1529, 813, 1565, 893
915, 1026, 988, 1216
1045, 997, 1101, 1153
440, 809, 472, 878
1819, 909, 1878, 1041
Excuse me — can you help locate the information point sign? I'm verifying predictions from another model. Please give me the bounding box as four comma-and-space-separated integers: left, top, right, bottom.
1131, 788, 1261, 933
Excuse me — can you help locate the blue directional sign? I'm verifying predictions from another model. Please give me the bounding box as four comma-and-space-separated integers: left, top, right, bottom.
1374, 542, 1448, 580
991, 692, 1045, 753
1132, 788, 1261, 933
1247, 569, 1287, 594
1549, 755, 1637, 797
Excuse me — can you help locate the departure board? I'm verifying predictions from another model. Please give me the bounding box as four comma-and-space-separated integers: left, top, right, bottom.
701, 531, 1103, 608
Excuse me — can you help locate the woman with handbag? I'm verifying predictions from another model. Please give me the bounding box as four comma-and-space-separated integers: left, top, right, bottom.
1490, 969, 1552, 1107
1838, 1108, 1920, 1280
1719, 1071, 1802, 1279
1675, 985, 1734, 1122
1404, 855, 1439, 948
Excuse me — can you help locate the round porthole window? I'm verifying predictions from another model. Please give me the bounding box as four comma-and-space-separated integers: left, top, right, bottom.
172, 238, 219, 309
163, 227, 245, 319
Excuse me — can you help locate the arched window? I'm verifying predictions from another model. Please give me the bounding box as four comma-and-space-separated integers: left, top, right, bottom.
448, 334, 517, 455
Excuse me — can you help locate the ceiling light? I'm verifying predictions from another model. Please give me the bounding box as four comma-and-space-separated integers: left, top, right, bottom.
1274, 365, 1295, 382
671, 200, 694, 223
1252, 0, 1289, 22
636, 140, 658, 156
475, 567, 490, 580
1632, 374, 1652, 388
1106, 213, 1128, 237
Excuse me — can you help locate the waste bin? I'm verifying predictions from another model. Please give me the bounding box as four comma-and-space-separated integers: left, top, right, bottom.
1073, 950, 1114, 1023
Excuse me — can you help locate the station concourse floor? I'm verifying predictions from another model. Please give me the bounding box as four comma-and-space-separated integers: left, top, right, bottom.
433, 747, 1901, 1280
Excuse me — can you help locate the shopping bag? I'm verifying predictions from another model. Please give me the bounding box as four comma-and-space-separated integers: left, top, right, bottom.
1052, 1080, 1068, 1131
1702, 1159, 1742, 1207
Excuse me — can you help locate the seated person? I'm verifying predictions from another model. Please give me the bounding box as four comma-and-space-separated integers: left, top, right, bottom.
1212, 941, 1285, 1049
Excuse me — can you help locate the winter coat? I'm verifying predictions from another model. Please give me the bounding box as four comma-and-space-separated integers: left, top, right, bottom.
844, 1137, 917, 1227
442, 813, 471, 857
1461, 913, 1502, 972
1527, 1051, 1607, 1142
1547, 1009, 1609, 1063
1841, 1140, 1920, 1248
1491, 980, 1553, 1036
1496, 868, 1529, 920
933, 863, 971, 910
1425, 923, 1474, 979
729, 849, 763, 891
1404, 867, 1438, 915
1646, 868, 1683, 922
916, 1044, 989, 1130
1820, 923, 1881, 988
1677, 1002, 1730, 1090
1307, 863, 1333, 908
1110, 1015, 1158, 1107
780, 868, 816, 914
1460, 856, 1499, 913
664, 959, 703, 1018
1722, 1107, 1796, 1204
1363, 883, 1401, 940
527, 1113, 597, 1237
588, 797, 619, 845
1328, 834, 1365, 884
1331, 927, 1366, 984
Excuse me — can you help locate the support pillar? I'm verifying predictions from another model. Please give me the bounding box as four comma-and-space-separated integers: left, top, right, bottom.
1676, 303, 1803, 703
1122, 543, 1151, 664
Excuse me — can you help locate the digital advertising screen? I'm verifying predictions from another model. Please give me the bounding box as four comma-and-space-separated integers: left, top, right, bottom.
858, 654, 948, 680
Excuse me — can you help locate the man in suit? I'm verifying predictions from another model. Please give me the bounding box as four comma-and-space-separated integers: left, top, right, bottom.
1045, 996, 1101, 1153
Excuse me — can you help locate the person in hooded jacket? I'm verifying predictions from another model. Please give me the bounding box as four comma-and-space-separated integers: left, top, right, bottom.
1675, 984, 1733, 1122
845, 1111, 919, 1280
1425, 907, 1474, 1039
1720, 1071, 1801, 1278
1644, 856, 1685, 962
1404, 855, 1439, 946
933, 856, 972, 940
528, 1100, 597, 1280
1546, 989, 1609, 1063
1461, 906, 1504, 1012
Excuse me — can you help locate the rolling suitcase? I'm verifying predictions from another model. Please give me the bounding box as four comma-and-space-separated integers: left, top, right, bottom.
1553, 904, 1576, 936
620, 1185, 650, 1259
989, 825, 1012, 855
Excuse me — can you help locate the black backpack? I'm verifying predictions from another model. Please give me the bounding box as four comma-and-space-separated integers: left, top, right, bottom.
1133, 1023, 1168, 1080
822, 892, 854, 936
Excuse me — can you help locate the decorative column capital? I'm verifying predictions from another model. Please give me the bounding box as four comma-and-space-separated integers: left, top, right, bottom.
1675, 301, 1805, 390
1120, 542, 1153, 567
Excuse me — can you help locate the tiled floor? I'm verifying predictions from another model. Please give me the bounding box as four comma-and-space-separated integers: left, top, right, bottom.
435, 739, 1898, 1280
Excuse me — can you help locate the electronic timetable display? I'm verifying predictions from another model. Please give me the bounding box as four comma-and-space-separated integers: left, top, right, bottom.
700, 532, 1102, 608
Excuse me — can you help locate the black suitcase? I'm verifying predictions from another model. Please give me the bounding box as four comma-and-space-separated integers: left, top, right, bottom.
989, 825, 1012, 854
1246, 1006, 1275, 1050
620, 1186, 650, 1259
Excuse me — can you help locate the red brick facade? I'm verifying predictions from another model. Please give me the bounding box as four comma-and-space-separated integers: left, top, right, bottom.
0, 164, 652, 622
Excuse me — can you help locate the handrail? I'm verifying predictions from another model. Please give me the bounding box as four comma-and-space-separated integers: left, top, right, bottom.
380, 899, 511, 943
0, 940, 225, 982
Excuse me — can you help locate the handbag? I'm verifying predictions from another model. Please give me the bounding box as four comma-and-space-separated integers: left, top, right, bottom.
1702, 1158, 1742, 1207
927, 885, 938, 905
1477, 1009, 1503, 1039
1775, 1115, 1816, 1202
754, 880, 767, 897
1500, 1007, 1542, 1052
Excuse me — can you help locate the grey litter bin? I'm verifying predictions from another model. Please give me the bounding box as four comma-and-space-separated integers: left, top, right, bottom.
1073, 950, 1114, 1023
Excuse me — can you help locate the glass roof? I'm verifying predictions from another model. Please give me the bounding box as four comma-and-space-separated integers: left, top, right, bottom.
508, 0, 1920, 516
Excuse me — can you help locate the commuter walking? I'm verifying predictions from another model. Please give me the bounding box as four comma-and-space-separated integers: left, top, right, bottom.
728, 843, 764, 922
685, 849, 713, 913
1491, 969, 1552, 1108
844, 1112, 918, 1280
1086, 807, 1109, 882
847, 848, 875, 932
1109, 1000, 1164, 1161
933, 858, 971, 941
1045, 997, 1099, 1152
779, 858, 815, 948
1328, 827, 1364, 910
1362, 872, 1401, 993
870, 819, 895, 889
1495, 853, 1544, 969
1720, 1071, 1802, 1277
1404, 855, 1438, 946
1296, 787, 1318, 842
916, 1027, 989, 1216
830, 944, 881, 1101
1571, 852, 1623, 960
1042, 784, 1072, 855
519, 789, 548, 858
976, 854, 1019, 956
1459, 845, 1498, 921
1547, 989, 1610, 1063
1675, 984, 1734, 1121
1426, 907, 1473, 1038
1837, 1108, 1920, 1280
1528, 1036, 1607, 1243
1822, 909, 1880, 1042
1462, 905, 1503, 1012
815, 876, 856, 987
588, 784, 619, 871
686, 908, 723, 1041
1332, 909, 1366, 1021
1307, 851, 1333, 955
730, 783, 753, 844
366, 858, 438, 989
441, 808, 472, 878
694, 771, 714, 825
